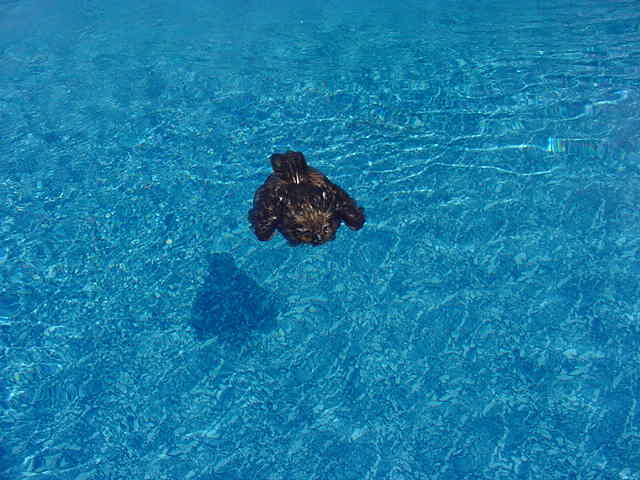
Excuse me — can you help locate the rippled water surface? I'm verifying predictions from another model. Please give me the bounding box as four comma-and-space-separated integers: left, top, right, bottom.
1, 0, 639, 478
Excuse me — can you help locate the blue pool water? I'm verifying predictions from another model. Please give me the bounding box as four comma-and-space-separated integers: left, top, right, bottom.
2, 0, 640, 478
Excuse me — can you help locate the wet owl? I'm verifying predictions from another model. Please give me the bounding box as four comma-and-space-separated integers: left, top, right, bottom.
249, 151, 365, 246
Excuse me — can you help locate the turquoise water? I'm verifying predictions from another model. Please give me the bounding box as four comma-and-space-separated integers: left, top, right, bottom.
1, 0, 640, 478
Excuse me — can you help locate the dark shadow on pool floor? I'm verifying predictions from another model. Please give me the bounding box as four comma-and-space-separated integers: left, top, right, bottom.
191, 253, 280, 344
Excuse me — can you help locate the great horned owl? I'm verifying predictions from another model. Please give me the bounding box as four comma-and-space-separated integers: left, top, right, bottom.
249, 151, 365, 246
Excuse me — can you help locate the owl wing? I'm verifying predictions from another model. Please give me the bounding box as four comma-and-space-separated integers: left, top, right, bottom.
333, 183, 365, 230
249, 176, 282, 241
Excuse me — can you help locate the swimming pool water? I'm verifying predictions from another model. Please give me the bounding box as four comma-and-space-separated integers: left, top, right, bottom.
1, 0, 639, 478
